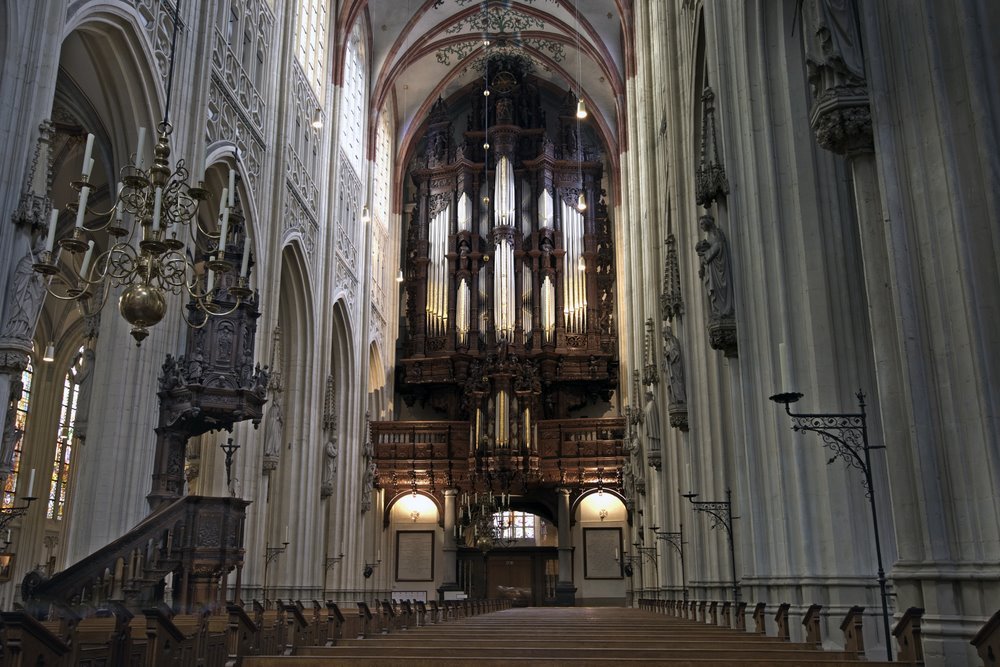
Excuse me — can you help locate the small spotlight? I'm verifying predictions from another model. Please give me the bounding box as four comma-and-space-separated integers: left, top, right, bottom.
396, 269, 404, 283
576, 98, 588, 119
311, 108, 323, 129
577, 191, 587, 211
43, 342, 55, 362
483, 89, 490, 97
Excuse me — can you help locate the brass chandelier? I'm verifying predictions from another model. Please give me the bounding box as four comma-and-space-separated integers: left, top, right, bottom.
32, 0, 251, 344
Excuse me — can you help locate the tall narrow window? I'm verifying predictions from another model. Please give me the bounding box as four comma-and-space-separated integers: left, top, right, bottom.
2, 360, 33, 508
339, 23, 366, 174
47, 348, 84, 520
295, 0, 329, 97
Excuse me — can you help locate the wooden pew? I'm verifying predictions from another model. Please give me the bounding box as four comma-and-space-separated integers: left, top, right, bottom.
803, 604, 823, 648
698, 600, 707, 623
379, 599, 397, 634
893, 606, 925, 664
735, 601, 748, 631
399, 599, 414, 629
971, 608, 1000, 667
356, 601, 373, 639
281, 600, 309, 654
709, 601, 718, 626
721, 601, 732, 628
0, 611, 71, 666
427, 599, 441, 623
774, 602, 791, 641
415, 600, 428, 627
840, 605, 866, 659
324, 601, 345, 646
143, 605, 195, 666
753, 603, 767, 635
227, 603, 260, 662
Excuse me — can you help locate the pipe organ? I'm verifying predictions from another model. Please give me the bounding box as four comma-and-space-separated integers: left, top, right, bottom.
397, 55, 619, 482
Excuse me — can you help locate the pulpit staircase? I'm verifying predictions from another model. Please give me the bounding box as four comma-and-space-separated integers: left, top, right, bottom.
20, 494, 249, 616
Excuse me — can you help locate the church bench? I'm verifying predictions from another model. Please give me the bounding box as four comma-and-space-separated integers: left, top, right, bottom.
803, 603, 823, 648
971, 608, 1000, 666
355, 601, 373, 638
774, 602, 791, 641
323, 601, 344, 645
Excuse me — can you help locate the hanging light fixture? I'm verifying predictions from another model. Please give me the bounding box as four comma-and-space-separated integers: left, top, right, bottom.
32, 0, 253, 344
42, 342, 55, 363
574, 0, 588, 213
360, 205, 370, 222
311, 107, 323, 129
396, 269, 404, 283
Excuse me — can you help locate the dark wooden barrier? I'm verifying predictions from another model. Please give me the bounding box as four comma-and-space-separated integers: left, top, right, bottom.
893, 607, 925, 665
774, 602, 791, 641
803, 604, 823, 648
840, 605, 866, 659
753, 602, 767, 635
971, 608, 1000, 667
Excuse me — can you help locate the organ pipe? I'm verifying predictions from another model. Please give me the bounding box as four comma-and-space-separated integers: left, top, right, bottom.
493, 156, 516, 342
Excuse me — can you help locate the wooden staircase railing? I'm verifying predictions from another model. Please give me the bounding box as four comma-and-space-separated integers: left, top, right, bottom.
22, 495, 250, 615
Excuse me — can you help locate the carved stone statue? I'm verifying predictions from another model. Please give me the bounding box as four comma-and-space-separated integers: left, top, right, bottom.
661, 325, 686, 405
802, 0, 865, 94
695, 213, 735, 319
642, 389, 661, 459
261, 397, 283, 473
800, 0, 872, 154
361, 412, 374, 513
321, 436, 338, 497
73, 347, 96, 441
1, 238, 46, 342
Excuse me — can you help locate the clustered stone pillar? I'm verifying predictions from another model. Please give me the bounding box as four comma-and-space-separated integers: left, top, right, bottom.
438, 488, 461, 598
555, 486, 576, 605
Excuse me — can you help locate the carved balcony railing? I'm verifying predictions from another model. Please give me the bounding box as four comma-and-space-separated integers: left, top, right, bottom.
372, 417, 625, 493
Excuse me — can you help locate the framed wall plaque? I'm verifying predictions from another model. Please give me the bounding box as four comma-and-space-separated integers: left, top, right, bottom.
583, 527, 622, 579
395, 530, 435, 581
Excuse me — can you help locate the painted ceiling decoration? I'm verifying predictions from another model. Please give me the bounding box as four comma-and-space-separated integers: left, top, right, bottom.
354, 0, 631, 169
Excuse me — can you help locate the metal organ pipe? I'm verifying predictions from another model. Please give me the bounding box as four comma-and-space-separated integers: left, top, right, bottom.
493, 156, 516, 342
426, 204, 450, 337
562, 201, 586, 333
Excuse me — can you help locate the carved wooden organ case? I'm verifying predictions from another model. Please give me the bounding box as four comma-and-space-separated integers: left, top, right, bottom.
383, 57, 623, 497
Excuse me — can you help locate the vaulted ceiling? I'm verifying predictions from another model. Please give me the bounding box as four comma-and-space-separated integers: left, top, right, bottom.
338, 0, 632, 158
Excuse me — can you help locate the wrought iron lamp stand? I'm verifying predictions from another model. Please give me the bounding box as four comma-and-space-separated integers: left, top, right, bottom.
770, 389, 892, 661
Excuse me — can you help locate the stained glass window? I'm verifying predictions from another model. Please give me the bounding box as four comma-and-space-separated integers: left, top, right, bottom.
2, 360, 33, 508
47, 348, 84, 520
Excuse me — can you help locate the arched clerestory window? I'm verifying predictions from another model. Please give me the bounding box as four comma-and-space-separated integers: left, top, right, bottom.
47, 347, 85, 520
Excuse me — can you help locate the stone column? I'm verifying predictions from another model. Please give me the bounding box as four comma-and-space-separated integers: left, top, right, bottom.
437, 488, 461, 598
555, 486, 576, 605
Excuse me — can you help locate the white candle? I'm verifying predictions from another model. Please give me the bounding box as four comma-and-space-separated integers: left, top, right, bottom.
45, 208, 59, 252
74, 186, 90, 229
240, 235, 251, 277
115, 182, 124, 222
685, 463, 692, 493
135, 127, 146, 168
81, 133, 95, 178
26, 468, 35, 497
80, 240, 95, 278
217, 208, 230, 257
152, 186, 163, 232
615, 547, 619, 561
284, 525, 290, 543
206, 269, 215, 295
228, 169, 236, 208
218, 187, 228, 217
85, 158, 95, 181
779, 342, 793, 391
